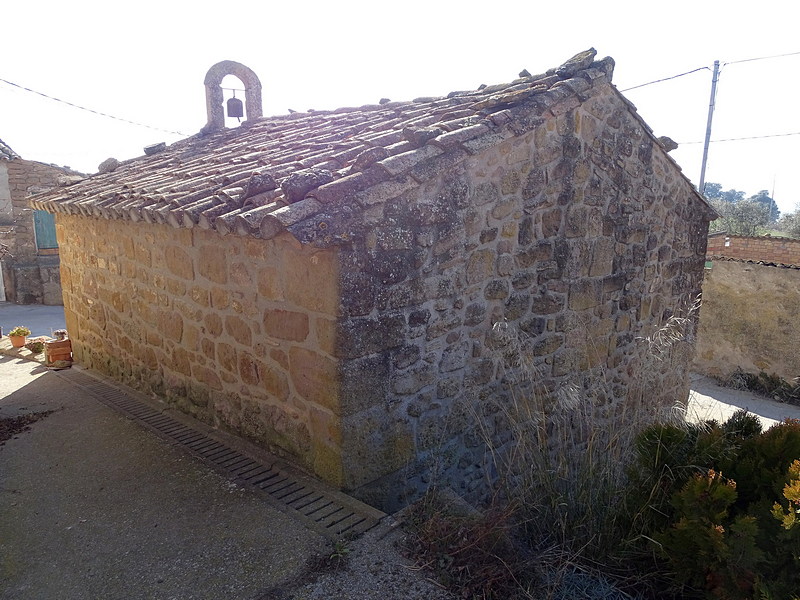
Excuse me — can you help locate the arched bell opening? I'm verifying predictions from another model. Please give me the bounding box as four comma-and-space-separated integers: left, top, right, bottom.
221, 74, 246, 129
202, 60, 263, 134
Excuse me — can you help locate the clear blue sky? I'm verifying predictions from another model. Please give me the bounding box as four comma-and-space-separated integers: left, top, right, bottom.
2, 0, 799, 215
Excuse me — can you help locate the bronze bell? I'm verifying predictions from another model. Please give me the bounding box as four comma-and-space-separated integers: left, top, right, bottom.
227, 96, 244, 119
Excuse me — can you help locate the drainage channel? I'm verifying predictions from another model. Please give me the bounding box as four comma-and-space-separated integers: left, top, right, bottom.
57, 368, 385, 540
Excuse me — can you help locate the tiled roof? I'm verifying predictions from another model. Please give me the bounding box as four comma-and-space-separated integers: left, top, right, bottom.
32, 49, 621, 242
0, 138, 20, 160
709, 256, 800, 270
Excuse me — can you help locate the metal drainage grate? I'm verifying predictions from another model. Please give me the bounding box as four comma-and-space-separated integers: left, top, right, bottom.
57, 368, 385, 539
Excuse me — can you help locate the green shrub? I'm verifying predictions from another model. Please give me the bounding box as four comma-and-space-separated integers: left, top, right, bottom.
654, 470, 763, 599
25, 340, 45, 354
635, 413, 800, 599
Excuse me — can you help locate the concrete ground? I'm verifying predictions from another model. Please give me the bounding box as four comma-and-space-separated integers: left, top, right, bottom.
0, 355, 325, 600
687, 373, 800, 428
0, 352, 455, 600
0, 302, 66, 337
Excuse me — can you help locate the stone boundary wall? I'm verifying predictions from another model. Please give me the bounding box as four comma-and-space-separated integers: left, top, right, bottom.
706, 233, 800, 265
0, 158, 68, 304
695, 260, 800, 382
57, 217, 346, 483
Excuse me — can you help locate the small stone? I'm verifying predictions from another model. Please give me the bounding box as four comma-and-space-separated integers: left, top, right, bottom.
97, 158, 119, 174
555, 48, 597, 78
657, 136, 679, 152
143, 142, 166, 156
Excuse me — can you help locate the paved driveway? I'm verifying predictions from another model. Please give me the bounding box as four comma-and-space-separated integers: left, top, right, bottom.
0, 302, 66, 337
687, 373, 800, 428
0, 355, 455, 600
0, 355, 325, 599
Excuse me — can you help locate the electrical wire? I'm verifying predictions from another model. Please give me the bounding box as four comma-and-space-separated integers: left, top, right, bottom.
0, 77, 188, 136
723, 50, 800, 66
620, 67, 709, 92
621, 51, 800, 93
681, 131, 800, 145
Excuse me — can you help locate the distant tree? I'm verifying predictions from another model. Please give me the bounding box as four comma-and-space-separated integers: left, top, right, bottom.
721, 189, 746, 203
703, 182, 746, 204
704, 182, 779, 235
709, 198, 771, 236
703, 182, 722, 199
777, 205, 800, 238
748, 190, 780, 223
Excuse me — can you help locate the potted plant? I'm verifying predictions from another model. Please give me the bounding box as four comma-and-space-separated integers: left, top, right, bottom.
8, 326, 31, 348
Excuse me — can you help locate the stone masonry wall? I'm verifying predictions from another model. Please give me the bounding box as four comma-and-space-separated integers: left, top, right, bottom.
56, 215, 347, 483
706, 233, 800, 265
331, 89, 710, 507
52, 83, 710, 510
694, 260, 800, 382
0, 158, 68, 304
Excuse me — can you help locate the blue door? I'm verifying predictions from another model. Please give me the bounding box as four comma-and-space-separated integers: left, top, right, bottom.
33, 210, 58, 250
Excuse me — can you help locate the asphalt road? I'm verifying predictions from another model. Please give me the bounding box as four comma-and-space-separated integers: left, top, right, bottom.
687, 373, 800, 427
0, 302, 66, 338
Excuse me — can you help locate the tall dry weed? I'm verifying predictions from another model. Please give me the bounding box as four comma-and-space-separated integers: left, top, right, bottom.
472, 300, 700, 584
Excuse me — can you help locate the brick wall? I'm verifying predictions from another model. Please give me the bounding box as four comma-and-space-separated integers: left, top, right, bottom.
706, 233, 800, 265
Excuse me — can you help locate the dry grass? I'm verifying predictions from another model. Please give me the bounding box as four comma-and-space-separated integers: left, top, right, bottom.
408, 300, 701, 598
482, 305, 697, 558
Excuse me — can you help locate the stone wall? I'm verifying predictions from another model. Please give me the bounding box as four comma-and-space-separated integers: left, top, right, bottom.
706, 233, 800, 265
53, 84, 710, 510
329, 90, 710, 506
0, 162, 12, 224
694, 260, 800, 382
57, 216, 345, 481
0, 158, 68, 304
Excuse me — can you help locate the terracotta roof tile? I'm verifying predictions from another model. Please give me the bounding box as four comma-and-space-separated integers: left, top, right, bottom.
32, 50, 623, 241
0, 137, 20, 160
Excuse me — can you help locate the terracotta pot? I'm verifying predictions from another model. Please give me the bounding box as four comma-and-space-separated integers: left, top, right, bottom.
9, 335, 26, 348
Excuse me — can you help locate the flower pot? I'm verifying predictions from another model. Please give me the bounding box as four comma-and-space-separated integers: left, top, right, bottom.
46, 339, 73, 363
9, 335, 26, 348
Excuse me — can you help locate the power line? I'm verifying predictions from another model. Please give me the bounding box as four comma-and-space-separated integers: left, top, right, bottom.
723, 50, 800, 66
620, 67, 709, 92
681, 131, 800, 145
0, 77, 188, 136
621, 50, 800, 93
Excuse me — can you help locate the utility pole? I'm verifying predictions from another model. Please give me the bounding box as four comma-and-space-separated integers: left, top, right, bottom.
698, 60, 720, 196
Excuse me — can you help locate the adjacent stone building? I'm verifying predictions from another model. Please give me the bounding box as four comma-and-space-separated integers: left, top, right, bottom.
1, 138, 78, 304
32, 51, 715, 508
